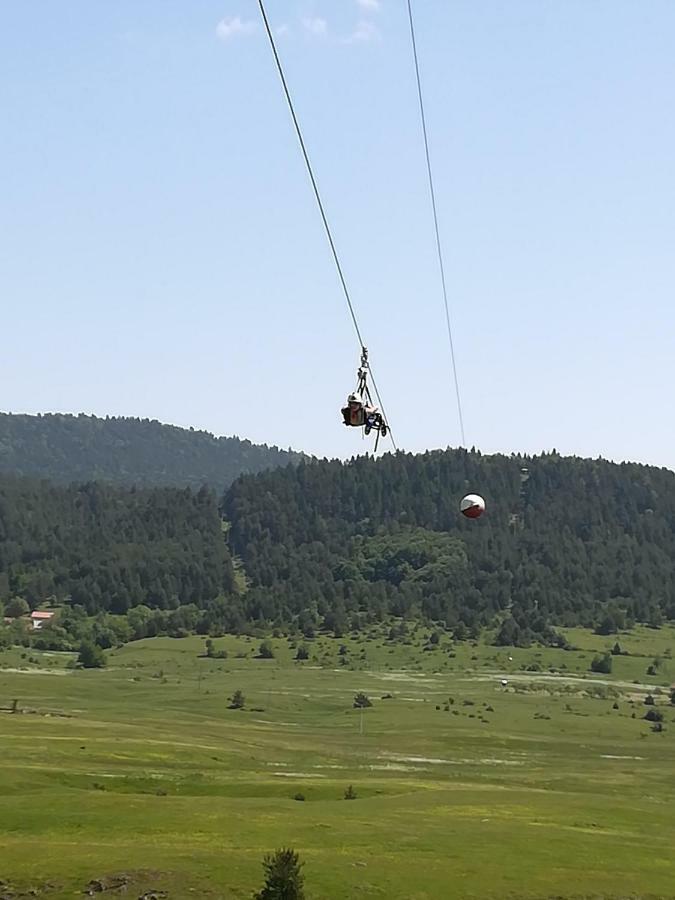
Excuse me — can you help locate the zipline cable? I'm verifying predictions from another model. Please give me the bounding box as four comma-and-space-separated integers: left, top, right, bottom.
406, 0, 466, 447
257, 0, 396, 450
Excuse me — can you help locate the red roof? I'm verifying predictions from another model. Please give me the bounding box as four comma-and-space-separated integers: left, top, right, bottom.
30, 611, 54, 619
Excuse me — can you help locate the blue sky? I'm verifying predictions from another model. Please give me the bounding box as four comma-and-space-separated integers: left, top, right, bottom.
2, 1, 674, 468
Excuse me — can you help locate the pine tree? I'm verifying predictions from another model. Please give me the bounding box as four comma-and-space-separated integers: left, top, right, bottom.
229, 689, 245, 710
254, 848, 305, 900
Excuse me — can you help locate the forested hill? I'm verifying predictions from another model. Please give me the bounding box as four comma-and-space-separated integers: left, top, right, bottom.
0, 413, 303, 491
3, 447, 675, 646
223, 449, 675, 643
0, 475, 239, 623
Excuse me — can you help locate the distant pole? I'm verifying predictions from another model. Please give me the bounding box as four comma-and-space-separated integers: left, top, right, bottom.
11, 699, 18, 714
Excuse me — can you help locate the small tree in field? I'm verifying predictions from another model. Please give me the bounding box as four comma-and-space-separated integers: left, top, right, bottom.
353, 692, 372, 709
205, 638, 227, 659
344, 784, 357, 800
590, 654, 612, 675
5, 597, 29, 619
259, 640, 275, 659
295, 644, 309, 661
229, 689, 245, 709
78, 640, 105, 669
254, 848, 305, 900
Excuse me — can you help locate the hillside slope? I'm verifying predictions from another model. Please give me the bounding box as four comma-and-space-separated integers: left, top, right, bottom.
0, 413, 303, 491
3, 444, 675, 645
223, 449, 675, 641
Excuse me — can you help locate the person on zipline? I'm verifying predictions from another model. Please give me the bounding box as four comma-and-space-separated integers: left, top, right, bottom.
341, 347, 389, 442
342, 392, 366, 427
341, 392, 387, 437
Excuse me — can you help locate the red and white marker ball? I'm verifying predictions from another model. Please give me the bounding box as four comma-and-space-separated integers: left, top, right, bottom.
460, 493, 485, 519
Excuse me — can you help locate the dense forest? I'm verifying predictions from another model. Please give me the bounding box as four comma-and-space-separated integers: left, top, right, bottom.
223, 449, 675, 644
0, 475, 236, 617
0, 413, 303, 491
2, 446, 675, 648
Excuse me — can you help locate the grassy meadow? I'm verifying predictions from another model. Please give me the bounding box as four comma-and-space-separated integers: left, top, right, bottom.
2, 625, 675, 899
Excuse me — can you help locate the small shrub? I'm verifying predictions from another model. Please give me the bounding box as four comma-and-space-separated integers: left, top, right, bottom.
229, 689, 245, 710
353, 692, 372, 709
590, 654, 612, 675
644, 694, 655, 706
644, 708, 664, 723
205, 639, 228, 660
258, 641, 275, 660
78, 640, 105, 669
344, 785, 357, 800
293, 793, 306, 802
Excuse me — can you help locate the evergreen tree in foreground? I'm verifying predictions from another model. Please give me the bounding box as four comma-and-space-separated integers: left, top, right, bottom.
254, 848, 305, 900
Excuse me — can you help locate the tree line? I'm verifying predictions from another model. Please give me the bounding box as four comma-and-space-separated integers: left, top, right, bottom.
2, 446, 675, 647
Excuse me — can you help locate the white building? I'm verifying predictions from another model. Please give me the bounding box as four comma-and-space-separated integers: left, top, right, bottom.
30, 611, 54, 630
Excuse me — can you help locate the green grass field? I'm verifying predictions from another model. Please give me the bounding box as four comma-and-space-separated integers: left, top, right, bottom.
2, 626, 675, 899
